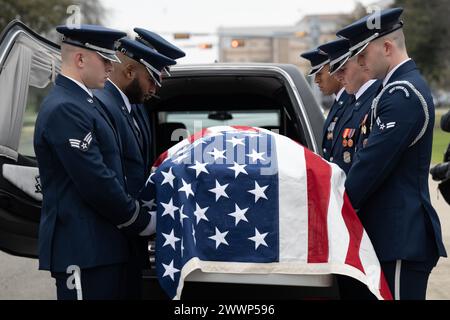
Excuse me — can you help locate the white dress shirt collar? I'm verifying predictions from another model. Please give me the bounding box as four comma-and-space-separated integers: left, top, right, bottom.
355, 79, 377, 101
335, 87, 346, 102
108, 79, 132, 113
382, 58, 412, 87
61, 74, 93, 97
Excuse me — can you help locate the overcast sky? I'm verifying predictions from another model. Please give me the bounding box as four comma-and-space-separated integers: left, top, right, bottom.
102, 0, 376, 63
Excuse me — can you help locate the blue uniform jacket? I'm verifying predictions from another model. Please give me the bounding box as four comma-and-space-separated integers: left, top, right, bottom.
132, 103, 153, 170
94, 81, 151, 197
322, 90, 351, 161
34, 75, 150, 272
94, 82, 154, 269
329, 80, 381, 173
345, 60, 447, 261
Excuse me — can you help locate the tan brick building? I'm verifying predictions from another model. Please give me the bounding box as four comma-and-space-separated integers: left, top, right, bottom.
218, 14, 350, 75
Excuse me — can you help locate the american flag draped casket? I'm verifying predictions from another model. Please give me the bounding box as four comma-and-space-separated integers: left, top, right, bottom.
139, 125, 392, 300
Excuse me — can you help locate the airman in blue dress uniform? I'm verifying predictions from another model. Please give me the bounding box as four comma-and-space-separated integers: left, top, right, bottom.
94, 36, 176, 298
300, 45, 351, 161
315, 37, 382, 299
338, 8, 447, 299
131, 28, 186, 163
320, 38, 382, 174
317, 39, 357, 166
95, 38, 176, 195
34, 25, 155, 300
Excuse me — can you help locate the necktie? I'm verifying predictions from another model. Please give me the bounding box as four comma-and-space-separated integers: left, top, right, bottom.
348, 94, 356, 105
130, 107, 143, 149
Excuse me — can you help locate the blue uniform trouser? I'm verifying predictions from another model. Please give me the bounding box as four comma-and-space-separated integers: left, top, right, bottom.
337, 257, 438, 300
124, 254, 143, 299
123, 237, 150, 299
52, 263, 127, 300
381, 258, 438, 300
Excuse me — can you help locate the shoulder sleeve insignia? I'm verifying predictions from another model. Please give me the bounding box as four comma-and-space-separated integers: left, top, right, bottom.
69, 132, 93, 152
375, 117, 396, 131
371, 80, 429, 147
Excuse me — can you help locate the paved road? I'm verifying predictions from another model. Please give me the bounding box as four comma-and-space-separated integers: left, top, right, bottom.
0, 179, 448, 300
0, 253, 54, 300
426, 179, 450, 300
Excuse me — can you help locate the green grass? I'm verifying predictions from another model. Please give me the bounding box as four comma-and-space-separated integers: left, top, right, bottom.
432, 129, 449, 164
432, 109, 450, 164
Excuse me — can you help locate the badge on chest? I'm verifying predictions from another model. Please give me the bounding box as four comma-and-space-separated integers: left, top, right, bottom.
342, 128, 355, 148
327, 117, 339, 140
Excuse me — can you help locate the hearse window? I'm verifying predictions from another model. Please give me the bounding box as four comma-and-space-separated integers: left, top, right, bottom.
155, 110, 280, 156
165, 110, 280, 136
